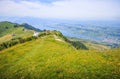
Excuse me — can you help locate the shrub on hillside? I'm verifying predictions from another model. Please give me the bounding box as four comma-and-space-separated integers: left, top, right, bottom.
0, 36, 38, 51
14, 24, 18, 28
71, 41, 88, 50
38, 32, 51, 37
25, 36, 37, 41
0, 40, 19, 50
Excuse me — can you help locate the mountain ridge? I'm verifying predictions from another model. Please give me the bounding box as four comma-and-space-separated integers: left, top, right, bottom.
0, 29, 120, 79
0, 21, 41, 43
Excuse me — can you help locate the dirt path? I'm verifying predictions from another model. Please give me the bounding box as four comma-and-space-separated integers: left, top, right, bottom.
53, 35, 64, 42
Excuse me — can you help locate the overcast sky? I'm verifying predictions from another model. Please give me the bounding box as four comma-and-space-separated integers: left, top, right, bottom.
0, 0, 120, 20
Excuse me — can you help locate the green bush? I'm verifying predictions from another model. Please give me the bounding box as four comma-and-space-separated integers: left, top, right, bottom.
0, 40, 20, 51
0, 36, 38, 51
38, 32, 47, 37
71, 41, 88, 50
25, 36, 37, 41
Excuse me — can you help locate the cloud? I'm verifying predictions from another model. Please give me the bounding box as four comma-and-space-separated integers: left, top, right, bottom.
0, 0, 120, 20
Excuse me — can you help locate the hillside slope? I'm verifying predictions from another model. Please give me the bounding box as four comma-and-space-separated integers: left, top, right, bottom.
0, 34, 120, 79
0, 21, 41, 43
69, 38, 111, 50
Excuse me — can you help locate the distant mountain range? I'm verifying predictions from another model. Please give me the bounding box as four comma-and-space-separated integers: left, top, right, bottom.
21, 23, 41, 32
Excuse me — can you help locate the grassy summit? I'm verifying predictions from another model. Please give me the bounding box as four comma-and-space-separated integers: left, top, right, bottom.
0, 32, 120, 79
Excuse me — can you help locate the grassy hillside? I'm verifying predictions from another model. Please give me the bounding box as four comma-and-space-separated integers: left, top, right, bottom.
0, 34, 120, 79
0, 21, 40, 43
0, 34, 13, 43
69, 38, 110, 50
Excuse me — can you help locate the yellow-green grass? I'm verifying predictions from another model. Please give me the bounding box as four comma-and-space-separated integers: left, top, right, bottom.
0, 34, 13, 43
0, 27, 34, 43
0, 35, 120, 79
12, 27, 34, 39
84, 41, 111, 50
69, 38, 110, 51
0, 21, 35, 38
0, 21, 35, 43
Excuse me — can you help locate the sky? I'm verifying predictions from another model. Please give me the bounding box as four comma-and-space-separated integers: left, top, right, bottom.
0, 0, 120, 20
